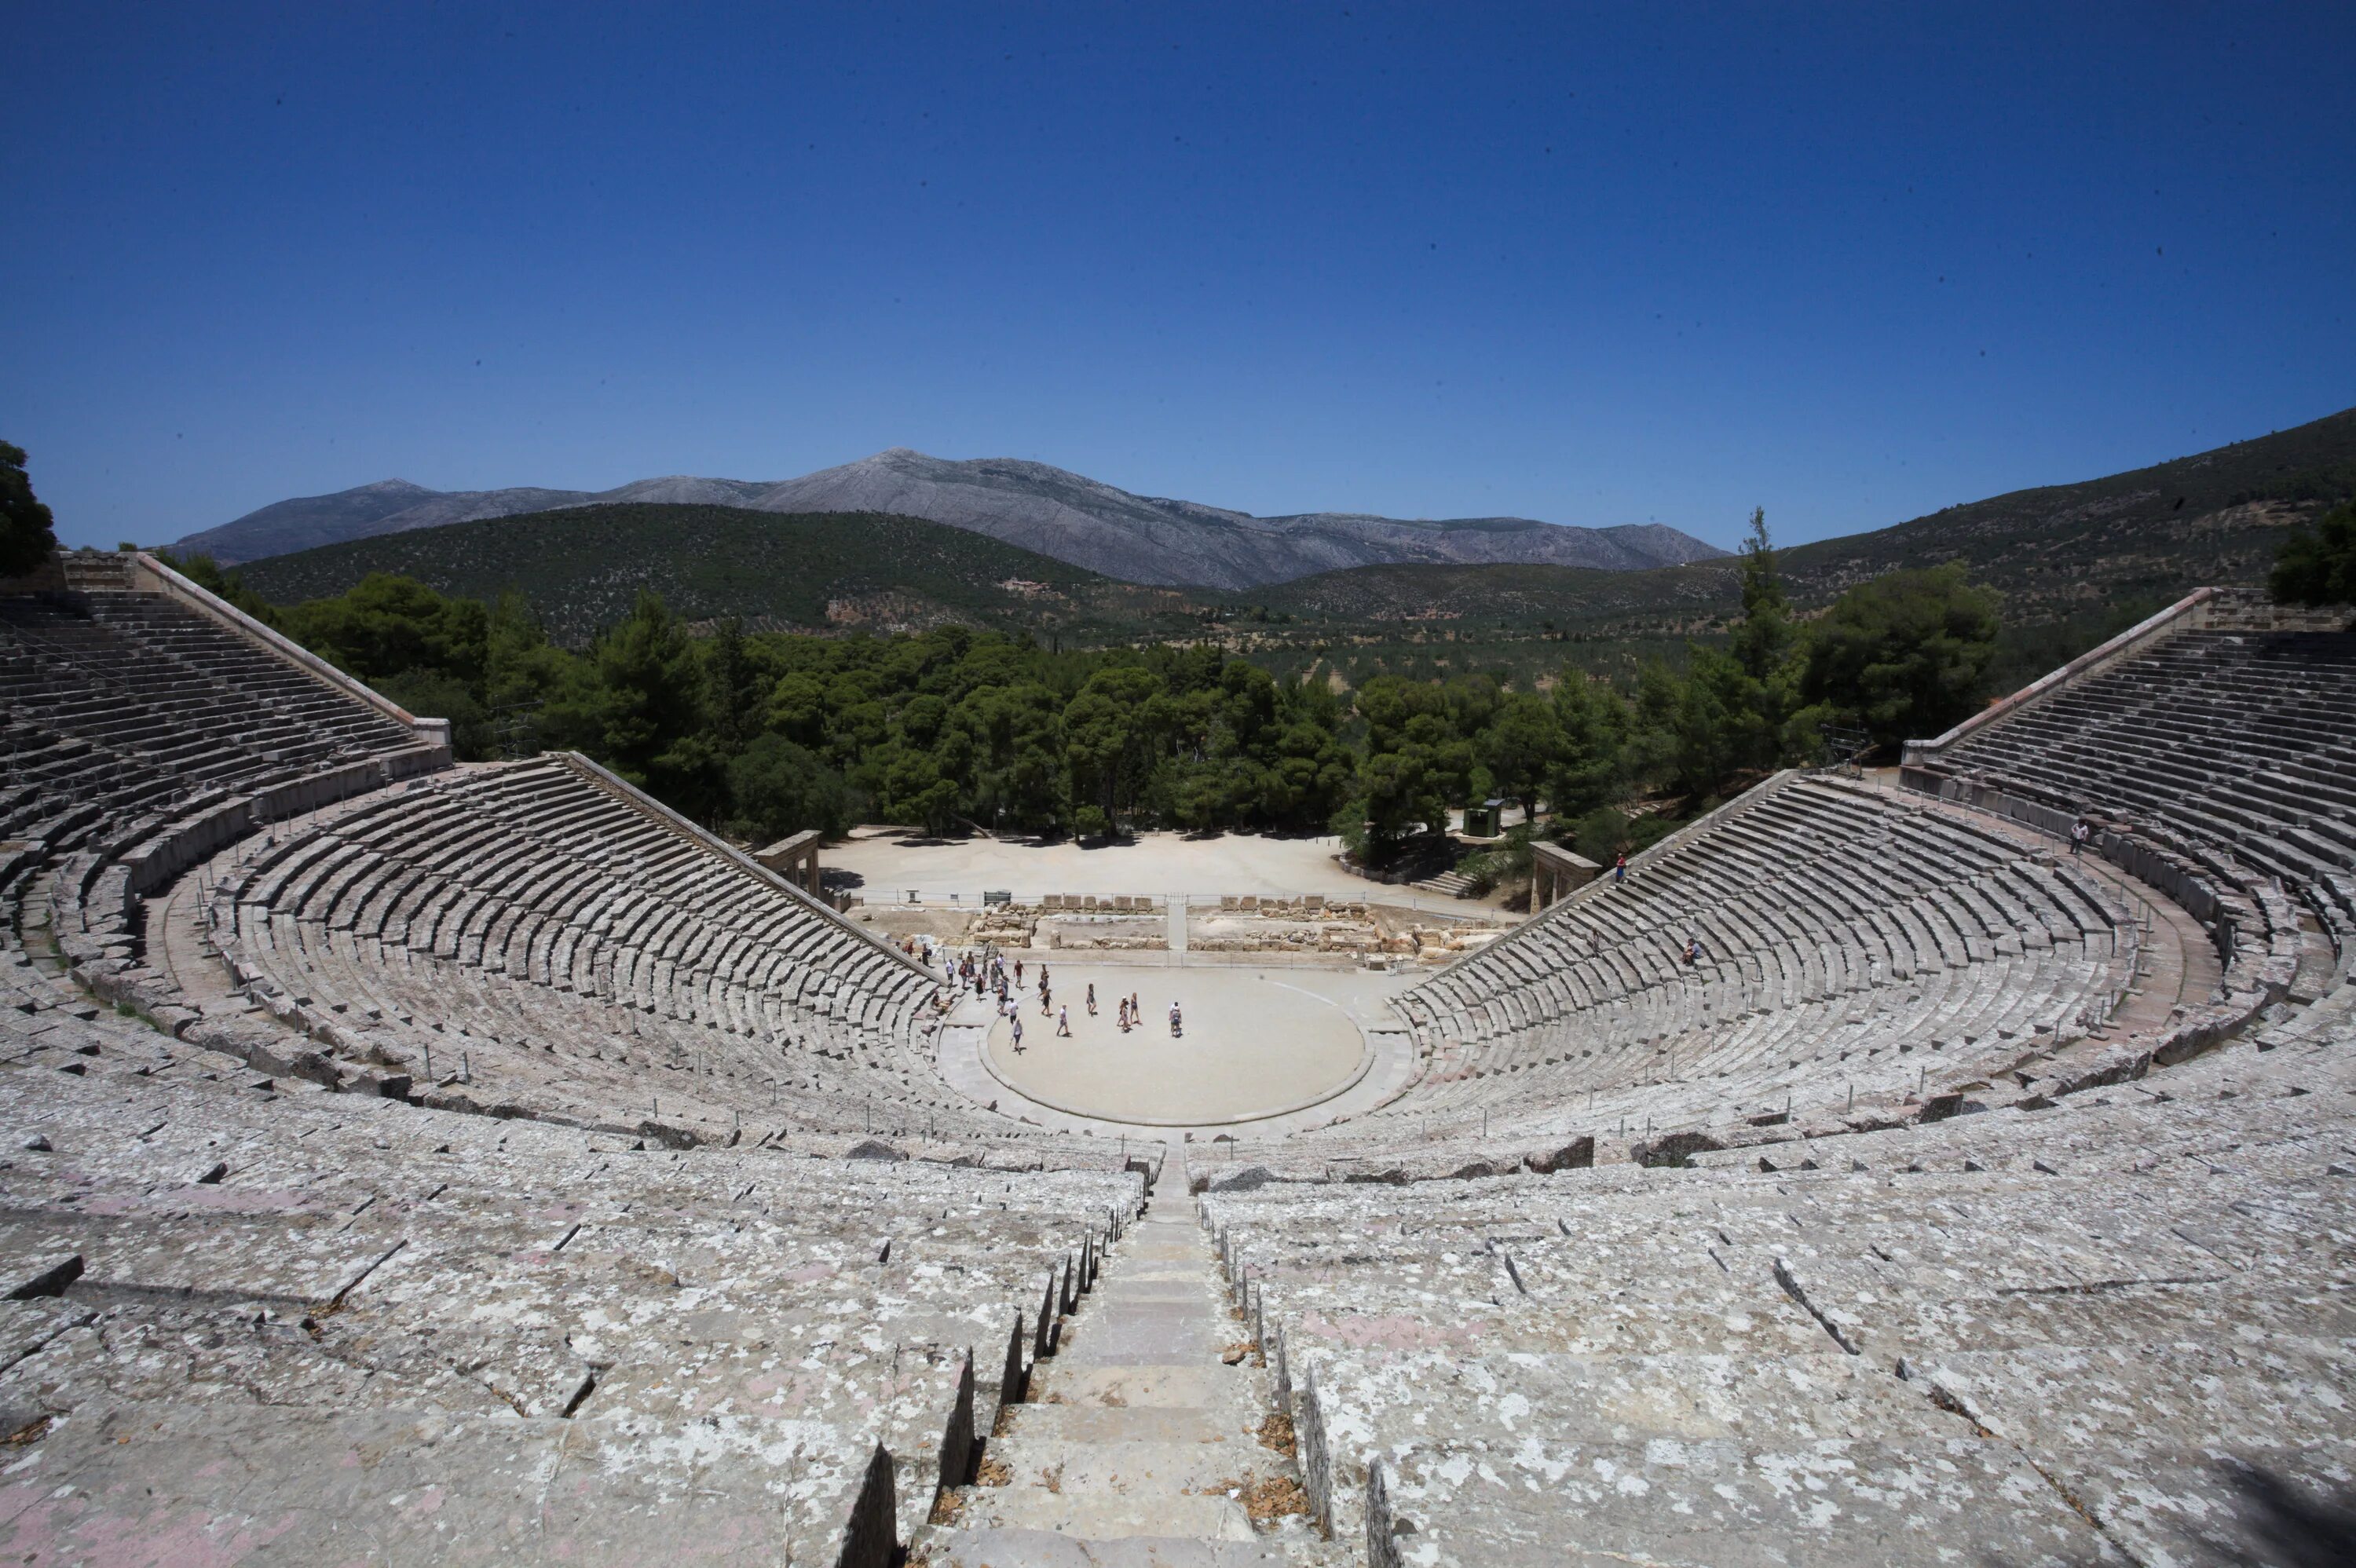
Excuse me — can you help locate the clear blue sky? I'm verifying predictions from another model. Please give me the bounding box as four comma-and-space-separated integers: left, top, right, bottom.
8, 2, 2352, 551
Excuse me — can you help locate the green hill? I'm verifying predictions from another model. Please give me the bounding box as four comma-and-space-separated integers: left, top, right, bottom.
1253, 404, 2356, 634
234, 503, 1212, 644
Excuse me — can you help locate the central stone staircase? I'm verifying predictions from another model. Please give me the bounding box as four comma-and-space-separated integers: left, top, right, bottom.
916, 1179, 1333, 1566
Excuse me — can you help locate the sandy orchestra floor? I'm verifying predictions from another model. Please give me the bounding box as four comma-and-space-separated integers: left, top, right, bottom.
979, 960, 1394, 1123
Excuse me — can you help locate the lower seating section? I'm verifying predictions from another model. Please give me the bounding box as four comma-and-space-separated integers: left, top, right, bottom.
0, 977, 1140, 1561
1223, 774, 2144, 1177
1203, 983, 2356, 1566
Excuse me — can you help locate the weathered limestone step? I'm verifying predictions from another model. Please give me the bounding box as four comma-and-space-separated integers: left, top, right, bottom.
960, 1486, 1256, 1542
1005, 1401, 1256, 1446
1060, 1292, 1233, 1365
1041, 1365, 1254, 1412
922, 1526, 1316, 1566
993, 1438, 1284, 1500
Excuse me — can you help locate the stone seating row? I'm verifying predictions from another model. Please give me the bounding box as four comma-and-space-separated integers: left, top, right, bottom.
2, 594, 413, 766
251, 761, 919, 1018
1200, 978, 2356, 1566
1271, 777, 2139, 1167
1937, 629, 2356, 899
84, 589, 420, 748
191, 758, 1075, 1139
182, 762, 1143, 1159
2, 753, 1118, 1173
0, 986, 1142, 1562
1410, 776, 2120, 1032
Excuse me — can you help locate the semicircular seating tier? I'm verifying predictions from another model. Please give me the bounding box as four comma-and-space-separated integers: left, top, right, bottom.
1907, 605, 2356, 935
209, 752, 1021, 1145
1403, 773, 2128, 1113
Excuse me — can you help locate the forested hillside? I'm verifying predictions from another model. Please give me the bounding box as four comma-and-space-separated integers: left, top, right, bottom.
226, 408, 2356, 700
165, 513, 2013, 884
1253, 404, 2356, 636
235, 504, 1209, 645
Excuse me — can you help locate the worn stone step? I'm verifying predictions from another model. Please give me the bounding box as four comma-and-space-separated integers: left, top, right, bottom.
987, 1437, 1285, 1497
958, 1483, 1257, 1541
1008, 1399, 1260, 1446
915, 1525, 1324, 1566
1039, 1364, 1256, 1413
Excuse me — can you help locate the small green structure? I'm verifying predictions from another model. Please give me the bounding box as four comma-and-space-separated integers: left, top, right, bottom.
1462, 799, 1505, 839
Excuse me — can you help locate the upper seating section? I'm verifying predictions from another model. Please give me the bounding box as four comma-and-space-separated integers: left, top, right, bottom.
4, 555, 450, 1020
2, 574, 426, 859
1925, 625, 2356, 909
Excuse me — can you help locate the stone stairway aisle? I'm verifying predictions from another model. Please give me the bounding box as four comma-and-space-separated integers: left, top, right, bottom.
914, 1191, 1333, 1566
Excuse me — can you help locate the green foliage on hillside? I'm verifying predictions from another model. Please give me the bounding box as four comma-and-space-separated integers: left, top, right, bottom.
207, 406, 2355, 729
0, 442, 59, 579
178, 515, 2003, 865
233, 503, 1208, 645
1794, 564, 2001, 746
1247, 404, 2356, 645
1325, 516, 1999, 858
181, 563, 1359, 844
2271, 500, 2356, 609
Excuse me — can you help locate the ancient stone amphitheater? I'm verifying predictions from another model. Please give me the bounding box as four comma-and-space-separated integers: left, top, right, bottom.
2, 551, 2351, 1565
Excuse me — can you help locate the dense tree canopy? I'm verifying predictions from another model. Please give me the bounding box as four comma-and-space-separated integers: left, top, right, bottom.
159, 532, 2008, 868
0, 442, 58, 579
2270, 501, 2356, 609
1797, 562, 2002, 747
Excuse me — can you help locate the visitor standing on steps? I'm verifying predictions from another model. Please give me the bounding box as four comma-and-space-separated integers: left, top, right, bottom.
2071, 817, 2090, 857
1615, 851, 1627, 883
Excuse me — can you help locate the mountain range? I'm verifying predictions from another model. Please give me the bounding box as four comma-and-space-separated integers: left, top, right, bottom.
218, 404, 2354, 662
172, 449, 1726, 589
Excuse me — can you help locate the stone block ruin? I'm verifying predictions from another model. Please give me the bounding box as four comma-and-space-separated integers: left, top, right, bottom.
2, 553, 2351, 1565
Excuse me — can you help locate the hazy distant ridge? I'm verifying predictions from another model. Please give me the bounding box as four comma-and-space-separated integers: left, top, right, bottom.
175, 449, 1726, 588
